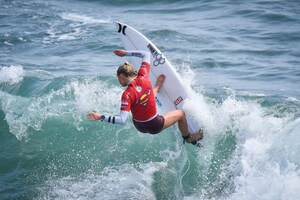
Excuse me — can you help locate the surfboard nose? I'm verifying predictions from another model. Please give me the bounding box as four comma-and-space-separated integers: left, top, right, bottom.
115, 21, 127, 36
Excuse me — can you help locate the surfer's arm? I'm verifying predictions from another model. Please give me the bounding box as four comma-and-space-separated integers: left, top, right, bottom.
114, 49, 150, 64
101, 110, 129, 125
125, 51, 150, 64
86, 110, 129, 125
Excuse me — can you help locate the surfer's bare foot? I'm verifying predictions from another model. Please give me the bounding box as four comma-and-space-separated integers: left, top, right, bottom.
185, 129, 204, 144
154, 74, 166, 95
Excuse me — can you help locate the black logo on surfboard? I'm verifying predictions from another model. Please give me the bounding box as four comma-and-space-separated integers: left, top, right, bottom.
147, 44, 165, 66
117, 23, 127, 36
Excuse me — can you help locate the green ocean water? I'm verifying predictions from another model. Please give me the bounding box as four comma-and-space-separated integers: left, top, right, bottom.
1, 0, 300, 199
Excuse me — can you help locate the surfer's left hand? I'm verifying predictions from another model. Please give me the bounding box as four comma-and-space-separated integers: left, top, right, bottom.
113, 49, 126, 57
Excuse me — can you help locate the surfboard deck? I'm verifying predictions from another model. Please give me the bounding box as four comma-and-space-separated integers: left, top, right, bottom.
115, 22, 200, 134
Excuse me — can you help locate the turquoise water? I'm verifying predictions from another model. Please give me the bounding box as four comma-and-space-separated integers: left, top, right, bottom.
1, 0, 300, 199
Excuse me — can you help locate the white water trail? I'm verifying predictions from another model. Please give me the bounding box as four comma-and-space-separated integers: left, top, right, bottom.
179, 62, 300, 200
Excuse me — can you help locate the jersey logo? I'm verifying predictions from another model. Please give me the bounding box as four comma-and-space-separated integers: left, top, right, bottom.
136, 85, 142, 92
136, 88, 151, 107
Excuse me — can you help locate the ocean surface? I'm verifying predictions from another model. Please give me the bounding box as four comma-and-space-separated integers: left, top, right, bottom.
1, 0, 300, 199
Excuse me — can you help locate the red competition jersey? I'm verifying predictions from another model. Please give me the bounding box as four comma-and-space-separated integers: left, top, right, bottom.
120, 61, 157, 121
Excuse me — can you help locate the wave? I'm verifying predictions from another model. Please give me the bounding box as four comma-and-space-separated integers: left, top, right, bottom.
1, 63, 299, 199
182, 93, 300, 199
0, 73, 121, 140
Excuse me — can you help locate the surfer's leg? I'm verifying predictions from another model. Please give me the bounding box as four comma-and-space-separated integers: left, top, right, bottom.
162, 110, 190, 137
162, 110, 204, 144
153, 74, 166, 96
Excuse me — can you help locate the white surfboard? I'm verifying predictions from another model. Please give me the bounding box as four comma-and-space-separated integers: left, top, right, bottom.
115, 22, 200, 134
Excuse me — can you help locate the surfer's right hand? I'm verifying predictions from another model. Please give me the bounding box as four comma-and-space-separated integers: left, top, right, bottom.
86, 110, 101, 120
113, 49, 126, 57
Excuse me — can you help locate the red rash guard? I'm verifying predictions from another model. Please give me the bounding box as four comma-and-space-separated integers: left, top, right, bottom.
121, 56, 157, 122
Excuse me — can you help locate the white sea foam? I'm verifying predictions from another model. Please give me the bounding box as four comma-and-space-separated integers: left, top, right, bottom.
71, 78, 122, 114
0, 65, 24, 85
229, 120, 300, 200
38, 162, 164, 200
0, 77, 122, 140
43, 26, 86, 42
182, 85, 300, 199
70, 78, 123, 130
57, 27, 85, 41
236, 91, 266, 97
60, 13, 110, 25
179, 63, 300, 199
0, 91, 32, 140
4, 41, 14, 46
285, 97, 300, 104
43, 12, 110, 43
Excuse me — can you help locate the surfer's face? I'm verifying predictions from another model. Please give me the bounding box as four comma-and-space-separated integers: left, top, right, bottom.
117, 74, 128, 87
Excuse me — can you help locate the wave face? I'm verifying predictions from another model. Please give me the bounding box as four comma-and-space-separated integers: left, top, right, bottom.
0, 0, 299, 199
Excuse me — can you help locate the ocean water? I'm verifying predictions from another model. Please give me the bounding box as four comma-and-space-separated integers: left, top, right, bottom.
1, 0, 300, 199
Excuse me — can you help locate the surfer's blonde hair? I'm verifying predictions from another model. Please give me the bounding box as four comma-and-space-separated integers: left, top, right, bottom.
117, 61, 137, 77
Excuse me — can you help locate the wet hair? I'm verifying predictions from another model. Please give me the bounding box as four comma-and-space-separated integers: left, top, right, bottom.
117, 61, 138, 77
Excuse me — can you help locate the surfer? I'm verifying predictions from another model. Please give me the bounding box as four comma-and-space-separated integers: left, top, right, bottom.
87, 49, 203, 145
